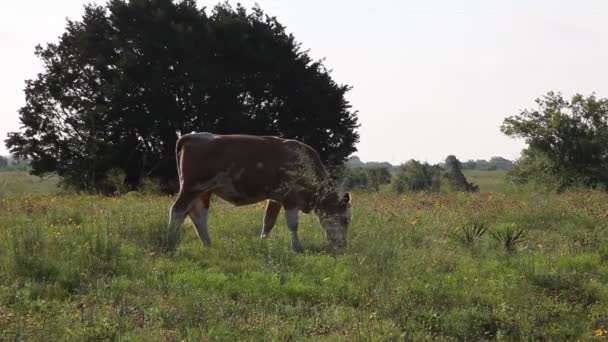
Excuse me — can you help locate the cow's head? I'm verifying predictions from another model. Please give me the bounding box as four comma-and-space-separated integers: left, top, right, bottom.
316, 192, 352, 247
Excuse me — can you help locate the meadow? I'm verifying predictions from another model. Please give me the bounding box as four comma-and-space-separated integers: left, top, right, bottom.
1, 171, 608, 340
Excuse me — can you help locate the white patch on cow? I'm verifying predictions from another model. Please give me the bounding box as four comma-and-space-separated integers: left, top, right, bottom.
256, 162, 264, 169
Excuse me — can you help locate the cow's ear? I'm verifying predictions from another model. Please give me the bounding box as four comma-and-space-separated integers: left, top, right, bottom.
342, 192, 352, 206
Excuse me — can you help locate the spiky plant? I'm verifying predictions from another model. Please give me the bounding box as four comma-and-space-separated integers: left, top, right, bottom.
450, 221, 489, 245
491, 225, 525, 253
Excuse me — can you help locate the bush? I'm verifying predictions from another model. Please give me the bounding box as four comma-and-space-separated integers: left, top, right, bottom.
339, 167, 391, 192
392, 160, 442, 193
103, 169, 128, 195
502, 92, 608, 191
443, 155, 478, 192
139, 177, 164, 195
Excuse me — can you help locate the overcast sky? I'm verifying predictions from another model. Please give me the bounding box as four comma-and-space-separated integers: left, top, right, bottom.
2, 0, 608, 163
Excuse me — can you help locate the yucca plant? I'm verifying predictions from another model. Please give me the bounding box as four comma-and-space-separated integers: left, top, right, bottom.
491, 224, 525, 253
450, 221, 489, 245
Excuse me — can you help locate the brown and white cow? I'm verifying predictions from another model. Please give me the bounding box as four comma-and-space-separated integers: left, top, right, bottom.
166, 132, 352, 251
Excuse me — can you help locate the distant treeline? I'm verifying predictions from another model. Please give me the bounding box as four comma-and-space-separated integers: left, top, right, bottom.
346, 156, 514, 172
340, 155, 479, 193
0, 156, 29, 171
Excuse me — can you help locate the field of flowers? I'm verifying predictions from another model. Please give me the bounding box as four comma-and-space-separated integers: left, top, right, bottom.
2, 172, 608, 340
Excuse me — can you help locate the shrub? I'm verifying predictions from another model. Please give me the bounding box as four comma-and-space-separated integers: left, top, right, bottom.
392, 160, 442, 193
491, 224, 525, 253
450, 222, 489, 246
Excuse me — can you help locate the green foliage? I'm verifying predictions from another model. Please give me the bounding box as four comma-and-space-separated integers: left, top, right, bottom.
139, 177, 164, 195
502, 92, 608, 191
462, 160, 477, 170
339, 167, 369, 190
368, 167, 392, 191
443, 155, 479, 192
5, 1, 359, 193
392, 156, 478, 193
491, 224, 526, 253
392, 159, 442, 193
450, 221, 489, 246
506, 148, 560, 191
461, 157, 514, 171
103, 168, 128, 195
339, 167, 391, 191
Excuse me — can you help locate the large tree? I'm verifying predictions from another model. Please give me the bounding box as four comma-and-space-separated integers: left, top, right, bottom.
5, 0, 359, 192
501, 92, 608, 190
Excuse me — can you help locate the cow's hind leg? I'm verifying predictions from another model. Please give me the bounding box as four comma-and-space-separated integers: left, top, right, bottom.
284, 207, 303, 252
189, 193, 212, 247
260, 200, 281, 239
167, 191, 199, 251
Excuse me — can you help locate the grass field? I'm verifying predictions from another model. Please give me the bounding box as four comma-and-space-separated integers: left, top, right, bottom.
0, 171, 60, 195
463, 170, 511, 193
2, 171, 608, 340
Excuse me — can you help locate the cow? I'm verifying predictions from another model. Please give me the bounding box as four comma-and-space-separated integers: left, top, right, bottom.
166, 132, 352, 252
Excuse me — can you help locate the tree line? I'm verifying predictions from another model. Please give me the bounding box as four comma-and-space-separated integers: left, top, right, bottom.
0, 156, 29, 172
340, 155, 478, 193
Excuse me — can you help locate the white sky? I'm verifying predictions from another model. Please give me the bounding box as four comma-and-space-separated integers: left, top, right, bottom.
2, 0, 608, 164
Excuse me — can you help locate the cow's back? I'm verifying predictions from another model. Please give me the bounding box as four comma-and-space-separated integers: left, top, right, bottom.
178, 133, 319, 205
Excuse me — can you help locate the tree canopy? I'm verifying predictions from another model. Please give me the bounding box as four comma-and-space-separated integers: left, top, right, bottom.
5, 0, 359, 192
501, 92, 608, 190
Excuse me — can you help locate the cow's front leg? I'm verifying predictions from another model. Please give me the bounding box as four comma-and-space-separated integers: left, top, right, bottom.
284, 208, 303, 252
261, 200, 281, 239
189, 193, 212, 247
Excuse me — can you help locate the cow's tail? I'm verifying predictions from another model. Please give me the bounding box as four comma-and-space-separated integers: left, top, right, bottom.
175, 135, 190, 188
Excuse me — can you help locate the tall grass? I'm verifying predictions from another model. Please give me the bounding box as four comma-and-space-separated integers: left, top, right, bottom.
1, 174, 608, 339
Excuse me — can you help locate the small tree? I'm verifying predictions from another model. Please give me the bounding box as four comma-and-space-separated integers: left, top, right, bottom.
367, 167, 391, 191
339, 167, 369, 191
506, 148, 559, 190
443, 155, 478, 192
